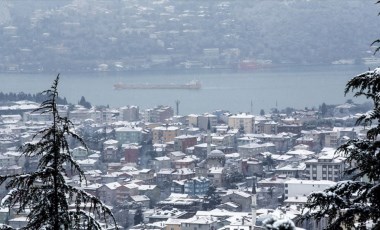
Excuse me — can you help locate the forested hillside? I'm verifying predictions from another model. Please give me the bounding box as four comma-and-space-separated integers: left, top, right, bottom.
0, 0, 378, 72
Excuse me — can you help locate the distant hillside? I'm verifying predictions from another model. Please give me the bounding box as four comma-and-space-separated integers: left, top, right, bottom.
0, 0, 379, 73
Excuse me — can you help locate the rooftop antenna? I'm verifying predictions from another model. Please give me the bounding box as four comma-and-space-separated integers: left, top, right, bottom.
175, 100, 180, 115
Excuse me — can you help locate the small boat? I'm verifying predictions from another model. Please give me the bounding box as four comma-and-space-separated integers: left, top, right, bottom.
114, 80, 201, 90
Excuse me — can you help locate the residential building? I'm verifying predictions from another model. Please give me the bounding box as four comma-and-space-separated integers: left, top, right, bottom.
184, 176, 210, 195
228, 113, 255, 134
144, 106, 173, 123
123, 144, 141, 163
119, 105, 139, 121
174, 135, 197, 152
198, 114, 217, 130
238, 142, 276, 158
152, 126, 179, 144
180, 216, 218, 230
304, 149, 346, 181
284, 179, 336, 199
115, 126, 143, 144
220, 190, 252, 212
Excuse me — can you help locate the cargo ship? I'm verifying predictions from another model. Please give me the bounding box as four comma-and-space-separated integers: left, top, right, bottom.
114, 80, 201, 90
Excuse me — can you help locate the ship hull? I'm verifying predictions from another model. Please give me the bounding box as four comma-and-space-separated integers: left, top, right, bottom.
114, 81, 201, 90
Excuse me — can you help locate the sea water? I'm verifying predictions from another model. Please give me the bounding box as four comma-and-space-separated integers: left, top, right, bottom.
0, 65, 369, 115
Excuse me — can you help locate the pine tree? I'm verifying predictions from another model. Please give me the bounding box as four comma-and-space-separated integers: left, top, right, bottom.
133, 206, 144, 226
202, 185, 221, 210
301, 69, 380, 229
0, 75, 117, 230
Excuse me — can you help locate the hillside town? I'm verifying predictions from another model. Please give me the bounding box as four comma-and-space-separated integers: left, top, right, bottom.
0, 99, 369, 229
1, 1, 378, 73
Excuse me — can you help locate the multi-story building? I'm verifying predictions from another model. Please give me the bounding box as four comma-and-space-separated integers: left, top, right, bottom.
187, 114, 199, 127
115, 126, 143, 144
284, 179, 336, 199
152, 126, 179, 144
72, 146, 88, 160
119, 105, 139, 121
123, 144, 141, 163
180, 216, 218, 230
184, 176, 210, 195
144, 105, 173, 123
174, 135, 197, 152
238, 142, 276, 158
304, 149, 346, 181
198, 114, 217, 130
228, 113, 255, 134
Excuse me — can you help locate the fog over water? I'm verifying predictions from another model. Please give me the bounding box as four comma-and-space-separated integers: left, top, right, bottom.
0, 65, 368, 114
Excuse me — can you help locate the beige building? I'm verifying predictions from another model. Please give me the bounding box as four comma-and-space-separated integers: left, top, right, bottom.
228, 113, 255, 134
152, 126, 180, 144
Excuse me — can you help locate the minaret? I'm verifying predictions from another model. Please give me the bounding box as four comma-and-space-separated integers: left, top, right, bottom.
251, 177, 257, 229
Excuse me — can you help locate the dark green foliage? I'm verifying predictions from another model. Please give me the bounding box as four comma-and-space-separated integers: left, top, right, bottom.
302, 69, 380, 229
224, 171, 244, 189
320, 102, 328, 117
0, 75, 117, 230
78, 96, 92, 109
134, 207, 144, 225
202, 185, 221, 210
0, 91, 68, 104
262, 155, 275, 171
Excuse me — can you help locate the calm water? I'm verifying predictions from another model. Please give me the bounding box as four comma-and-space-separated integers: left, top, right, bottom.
0, 65, 369, 115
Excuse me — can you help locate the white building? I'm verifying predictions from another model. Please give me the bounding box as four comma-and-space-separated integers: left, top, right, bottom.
284, 179, 336, 199
304, 149, 345, 181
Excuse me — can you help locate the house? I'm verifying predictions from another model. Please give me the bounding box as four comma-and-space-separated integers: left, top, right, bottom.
180, 216, 218, 230
183, 176, 210, 196
103, 145, 118, 161
76, 159, 98, 171
119, 105, 139, 121
147, 208, 188, 223
172, 168, 196, 181
130, 195, 150, 208
275, 162, 306, 178
174, 135, 197, 152
238, 142, 276, 158
208, 167, 225, 187
123, 183, 140, 196
220, 190, 252, 211
72, 146, 88, 160
143, 105, 173, 123
228, 113, 255, 134
152, 126, 180, 144
123, 144, 142, 163
168, 151, 186, 161
171, 180, 185, 194
97, 182, 122, 205
152, 156, 171, 171
241, 158, 263, 176
173, 157, 196, 169
138, 185, 160, 206
115, 126, 143, 144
